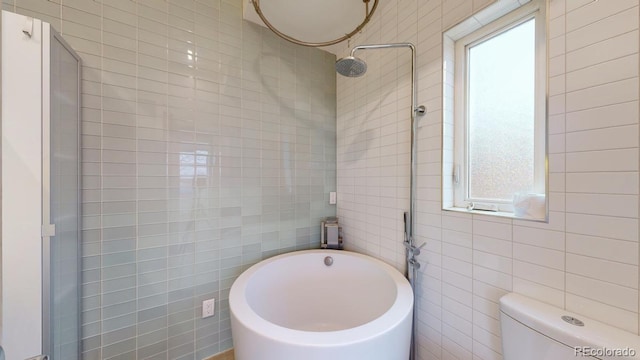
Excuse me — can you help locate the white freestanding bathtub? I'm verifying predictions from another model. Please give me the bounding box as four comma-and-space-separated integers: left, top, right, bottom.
229, 250, 413, 360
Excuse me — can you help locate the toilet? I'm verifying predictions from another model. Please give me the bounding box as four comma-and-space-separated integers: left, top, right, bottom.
500, 293, 640, 359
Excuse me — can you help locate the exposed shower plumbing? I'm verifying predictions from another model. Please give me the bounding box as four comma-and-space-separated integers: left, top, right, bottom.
336, 42, 426, 256
336, 43, 426, 360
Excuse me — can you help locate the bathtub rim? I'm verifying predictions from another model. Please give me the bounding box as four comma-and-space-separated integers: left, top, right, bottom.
229, 249, 413, 347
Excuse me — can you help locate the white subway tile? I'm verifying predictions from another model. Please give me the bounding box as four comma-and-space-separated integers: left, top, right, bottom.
514, 260, 565, 290
566, 193, 638, 218
442, 229, 473, 249
441, 333, 473, 358
513, 277, 565, 308
474, 235, 512, 258
567, 6, 639, 52
472, 339, 502, 360
549, 54, 566, 77
472, 0, 493, 12
548, 133, 565, 154
566, 273, 638, 312
567, 30, 639, 72
549, 192, 565, 212
514, 243, 564, 270
473, 265, 512, 291
443, 295, 474, 321
566, 54, 638, 92
566, 148, 639, 173
549, 172, 566, 193
513, 226, 565, 251
442, 0, 473, 30
549, 74, 566, 96
566, 233, 638, 265
548, 35, 566, 59
443, 214, 473, 233
443, 253, 474, 278
474, 250, 512, 274
566, 213, 638, 241
548, 94, 566, 115
567, 78, 639, 113
472, 324, 502, 355
473, 280, 510, 304
444, 282, 474, 307
549, 0, 566, 19
566, 0, 592, 12
442, 308, 473, 338
473, 220, 512, 241
549, 153, 566, 173
549, 15, 565, 39
513, 211, 565, 232
472, 213, 512, 225
566, 101, 639, 132
567, 253, 638, 288
444, 242, 474, 262
566, 172, 639, 195
568, 1, 637, 31
473, 294, 500, 320
566, 293, 639, 334
473, 309, 500, 337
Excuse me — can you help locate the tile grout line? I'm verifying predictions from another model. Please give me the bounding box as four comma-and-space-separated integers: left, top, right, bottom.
98, 0, 104, 357
637, 0, 640, 337
134, 0, 140, 357
564, 0, 568, 309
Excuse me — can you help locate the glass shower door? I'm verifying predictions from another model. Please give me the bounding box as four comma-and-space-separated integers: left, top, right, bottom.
43, 24, 81, 360
0, 12, 81, 359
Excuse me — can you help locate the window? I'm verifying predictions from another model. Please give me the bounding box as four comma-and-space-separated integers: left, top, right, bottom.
443, 0, 547, 220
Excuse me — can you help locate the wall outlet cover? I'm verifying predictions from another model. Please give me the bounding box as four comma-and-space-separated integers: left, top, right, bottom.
329, 191, 337, 205
202, 298, 215, 318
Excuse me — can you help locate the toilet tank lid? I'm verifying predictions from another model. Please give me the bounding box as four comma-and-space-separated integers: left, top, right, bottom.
500, 293, 640, 359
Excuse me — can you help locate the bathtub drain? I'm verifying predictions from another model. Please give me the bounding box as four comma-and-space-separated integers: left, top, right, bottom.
324, 256, 334, 266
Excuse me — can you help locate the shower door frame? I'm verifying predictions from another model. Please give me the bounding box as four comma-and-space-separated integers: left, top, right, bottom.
41, 21, 82, 359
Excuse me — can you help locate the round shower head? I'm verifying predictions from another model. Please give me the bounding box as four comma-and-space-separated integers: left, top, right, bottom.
335, 56, 367, 77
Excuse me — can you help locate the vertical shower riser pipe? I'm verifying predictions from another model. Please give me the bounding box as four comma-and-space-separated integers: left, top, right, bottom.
348, 43, 425, 360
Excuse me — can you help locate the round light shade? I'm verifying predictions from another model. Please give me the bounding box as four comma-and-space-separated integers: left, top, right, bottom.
243, 0, 369, 45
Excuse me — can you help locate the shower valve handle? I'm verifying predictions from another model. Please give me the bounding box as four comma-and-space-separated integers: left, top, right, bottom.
411, 242, 426, 256
404, 241, 426, 256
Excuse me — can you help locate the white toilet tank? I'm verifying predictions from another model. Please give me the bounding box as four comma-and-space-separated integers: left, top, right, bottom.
500, 293, 640, 360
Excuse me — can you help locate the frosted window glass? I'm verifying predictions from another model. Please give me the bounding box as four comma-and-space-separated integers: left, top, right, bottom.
467, 19, 535, 201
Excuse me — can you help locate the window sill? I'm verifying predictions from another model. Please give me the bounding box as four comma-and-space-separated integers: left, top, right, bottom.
443, 206, 547, 222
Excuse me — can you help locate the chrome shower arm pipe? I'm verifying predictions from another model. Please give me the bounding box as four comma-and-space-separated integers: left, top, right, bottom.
350, 42, 416, 54
349, 43, 423, 246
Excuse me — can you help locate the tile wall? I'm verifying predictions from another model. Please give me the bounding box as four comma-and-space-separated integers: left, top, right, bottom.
2, 0, 337, 358
337, 0, 640, 359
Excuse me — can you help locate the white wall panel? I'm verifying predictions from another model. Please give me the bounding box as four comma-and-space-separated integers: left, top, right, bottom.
1, 10, 43, 360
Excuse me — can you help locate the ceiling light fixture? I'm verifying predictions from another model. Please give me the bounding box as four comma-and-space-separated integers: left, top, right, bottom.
249, 0, 379, 47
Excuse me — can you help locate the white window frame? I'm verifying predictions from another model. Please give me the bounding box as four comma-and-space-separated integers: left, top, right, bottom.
444, 0, 547, 219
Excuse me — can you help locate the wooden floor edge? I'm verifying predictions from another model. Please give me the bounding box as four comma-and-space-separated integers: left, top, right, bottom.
202, 348, 234, 360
